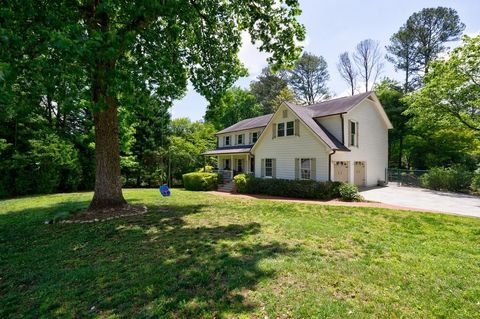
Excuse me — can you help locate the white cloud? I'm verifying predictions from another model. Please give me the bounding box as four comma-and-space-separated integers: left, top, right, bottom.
238, 32, 271, 79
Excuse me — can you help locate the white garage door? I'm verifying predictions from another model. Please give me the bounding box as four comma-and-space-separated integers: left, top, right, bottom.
354, 161, 366, 186
334, 161, 349, 183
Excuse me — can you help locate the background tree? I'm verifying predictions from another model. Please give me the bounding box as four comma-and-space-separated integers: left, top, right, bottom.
205, 87, 263, 129
286, 52, 330, 105
1, 0, 305, 211
375, 79, 411, 168
353, 39, 384, 92
405, 36, 480, 133
250, 68, 288, 114
270, 87, 297, 112
405, 7, 465, 75
337, 52, 358, 95
386, 26, 420, 92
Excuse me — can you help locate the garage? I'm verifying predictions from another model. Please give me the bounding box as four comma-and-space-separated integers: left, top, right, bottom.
333, 161, 349, 183
354, 161, 366, 186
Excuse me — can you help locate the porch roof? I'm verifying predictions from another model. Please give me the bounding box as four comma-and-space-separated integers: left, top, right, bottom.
202, 146, 252, 156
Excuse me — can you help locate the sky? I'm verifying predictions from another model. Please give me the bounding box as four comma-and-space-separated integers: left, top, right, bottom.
171, 0, 480, 122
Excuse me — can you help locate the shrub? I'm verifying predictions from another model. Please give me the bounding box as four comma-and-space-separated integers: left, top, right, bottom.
338, 183, 362, 201
198, 165, 214, 173
234, 174, 342, 200
420, 166, 473, 192
183, 172, 222, 191
471, 168, 480, 192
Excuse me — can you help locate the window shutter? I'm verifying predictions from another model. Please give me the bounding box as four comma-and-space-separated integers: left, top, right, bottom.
261, 159, 265, 177
222, 136, 225, 146
272, 159, 276, 178
249, 132, 252, 144
311, 158, 316, 180
294, 119, 300, 136
295, 158, 299, 180
356, 122, 359, 147
348, 121, 352, 146
272, 123, 277, 139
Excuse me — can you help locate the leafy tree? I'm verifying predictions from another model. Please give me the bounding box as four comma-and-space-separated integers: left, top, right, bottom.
405, 36, 480, 133
286, 52, 330, 105
250, 68, 288, 114
270, 87, 297, 112
205, 87, 263, 129
353, 39, 384, 92
375, 79, 410, 168
168, 119, 216, 183
1, 1, 305, 210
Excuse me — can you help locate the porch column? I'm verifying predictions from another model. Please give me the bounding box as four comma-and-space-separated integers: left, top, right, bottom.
246, 154, 250, 173
231, 154, 234, 179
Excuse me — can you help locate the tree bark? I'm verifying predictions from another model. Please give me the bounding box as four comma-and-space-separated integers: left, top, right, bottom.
88, 96, 127, 210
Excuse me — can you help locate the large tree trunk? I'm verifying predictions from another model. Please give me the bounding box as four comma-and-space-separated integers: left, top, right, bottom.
88, 96, 127, 211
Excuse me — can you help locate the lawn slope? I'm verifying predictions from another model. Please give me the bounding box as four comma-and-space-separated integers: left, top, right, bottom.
0, 189, 479, 318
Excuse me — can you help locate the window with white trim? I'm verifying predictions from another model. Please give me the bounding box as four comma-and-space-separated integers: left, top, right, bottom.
237, 134, 244, 145
265, 158, 273, 177
252, 132, 258, 143
300, 158, 311, 180
277, 121, 294, 137
350, 121, 358, 146
225, 136, 230, 146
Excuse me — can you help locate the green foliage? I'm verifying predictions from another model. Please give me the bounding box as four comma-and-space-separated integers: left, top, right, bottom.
471, 168, 480, 191
182, 172, 222, 191
250, 68, 289, 114
198, 165, 214, 173
338, 183, 362, 202
234, 174, 342, 200
420, 166, 473, 192
286, 52, 330, 105
205, 87, 264, 129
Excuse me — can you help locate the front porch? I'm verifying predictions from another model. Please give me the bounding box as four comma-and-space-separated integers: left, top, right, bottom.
208, 154, 254, 180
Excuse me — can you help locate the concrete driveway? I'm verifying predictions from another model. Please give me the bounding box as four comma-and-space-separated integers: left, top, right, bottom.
360, 184, 480, 218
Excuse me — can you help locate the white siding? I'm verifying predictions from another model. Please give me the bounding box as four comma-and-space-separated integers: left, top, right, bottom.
332, 99, 389, 186
317, 115, 342, 142
253, 105, 330, 181
217, 128, 263, 147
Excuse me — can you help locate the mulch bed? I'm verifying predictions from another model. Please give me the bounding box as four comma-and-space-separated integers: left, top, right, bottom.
55, 204, 148, 224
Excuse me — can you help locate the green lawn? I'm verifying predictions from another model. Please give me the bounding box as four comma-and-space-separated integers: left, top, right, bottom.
1, 189, 479, 318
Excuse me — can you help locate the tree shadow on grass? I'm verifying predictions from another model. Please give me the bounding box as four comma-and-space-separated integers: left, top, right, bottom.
0, 201, 295, 318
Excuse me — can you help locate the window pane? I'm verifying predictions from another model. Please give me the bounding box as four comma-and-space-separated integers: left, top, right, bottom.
351, 121, 356, 134
277, 123, 285, 136
301, 158, 310, 169
265, 159, 272, 177
286, 121, 294, 136
252, 132, 258, 143
225, 136, 230, 145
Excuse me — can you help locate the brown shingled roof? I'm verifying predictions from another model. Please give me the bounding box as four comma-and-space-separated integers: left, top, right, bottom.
306, 91, 372, 117
217, 114, 273, 134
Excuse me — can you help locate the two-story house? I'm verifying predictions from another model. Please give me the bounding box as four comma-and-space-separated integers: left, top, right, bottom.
203, 92, 393, 187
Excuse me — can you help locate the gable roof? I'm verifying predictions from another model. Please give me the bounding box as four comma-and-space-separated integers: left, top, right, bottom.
217, 114, 273, 134
287, 103, 349, 151
306, 91, 373, 117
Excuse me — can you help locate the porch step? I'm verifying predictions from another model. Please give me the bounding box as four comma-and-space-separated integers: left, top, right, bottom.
218, 180, 235, 193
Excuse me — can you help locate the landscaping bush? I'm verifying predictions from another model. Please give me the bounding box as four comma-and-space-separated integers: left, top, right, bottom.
471, 168, 480, 192
197, 165, 214, 173
338, 183, 362, 201
234, 174, 342, 200
420, 166, 473, 192
182, 172, 222, 191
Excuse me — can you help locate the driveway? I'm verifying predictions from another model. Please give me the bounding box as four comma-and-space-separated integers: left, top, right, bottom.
360, 184, 480, 218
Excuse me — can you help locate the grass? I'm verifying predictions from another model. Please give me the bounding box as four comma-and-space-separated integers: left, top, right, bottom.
0, 189, 479, 318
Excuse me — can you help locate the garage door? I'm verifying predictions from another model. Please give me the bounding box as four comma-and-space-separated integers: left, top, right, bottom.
334, 161, 349, 183
354, 161, 366, 186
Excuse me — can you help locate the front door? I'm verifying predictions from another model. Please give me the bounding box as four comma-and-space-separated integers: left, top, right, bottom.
334, 161, 349, 183
237, 159, 243, 172
354, 161, 366, 186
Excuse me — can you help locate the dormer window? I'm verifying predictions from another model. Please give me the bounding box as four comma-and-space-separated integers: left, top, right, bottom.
252, 132, 258, 143
225, 136, 230, 146
237, 134, 244, 145
277, 121, 294, 137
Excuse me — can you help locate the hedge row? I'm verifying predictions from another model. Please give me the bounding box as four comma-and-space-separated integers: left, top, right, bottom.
420, 166, 473, 192
182, 172, 223, 191
234, 174, 343, 200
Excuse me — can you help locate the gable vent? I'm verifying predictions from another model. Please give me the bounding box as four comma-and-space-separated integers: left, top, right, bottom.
282, 110, 288, 118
